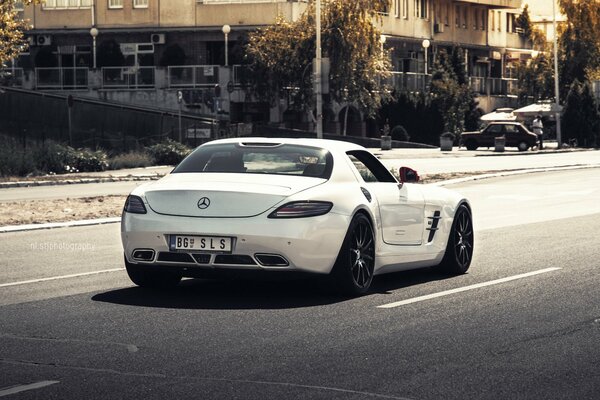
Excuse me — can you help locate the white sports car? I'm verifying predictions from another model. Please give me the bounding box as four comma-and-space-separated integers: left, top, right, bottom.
121, 138, 473, 295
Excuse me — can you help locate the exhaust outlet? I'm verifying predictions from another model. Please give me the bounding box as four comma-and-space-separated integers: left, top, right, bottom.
255, 254, 289, 267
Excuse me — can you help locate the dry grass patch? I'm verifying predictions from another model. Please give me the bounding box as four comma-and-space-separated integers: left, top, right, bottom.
0, 195, 125, 226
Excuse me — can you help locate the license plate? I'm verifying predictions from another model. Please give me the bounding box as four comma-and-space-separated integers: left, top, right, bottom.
169, 235, 233, 252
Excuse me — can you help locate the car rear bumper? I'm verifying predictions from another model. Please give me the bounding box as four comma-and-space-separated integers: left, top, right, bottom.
121, 210, 351, 275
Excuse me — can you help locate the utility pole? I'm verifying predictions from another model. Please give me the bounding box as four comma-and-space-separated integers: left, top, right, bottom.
315, 0, 323, 139
553, 0, 562, 148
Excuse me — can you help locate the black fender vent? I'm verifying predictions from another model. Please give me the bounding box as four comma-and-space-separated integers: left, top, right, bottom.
427, 211, 442, 243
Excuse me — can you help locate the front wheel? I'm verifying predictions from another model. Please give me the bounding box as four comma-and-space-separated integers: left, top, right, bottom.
518, 141, 529, 152
125, 257, 182, 289
330, 213, 375, 296
437, 205, 474, 275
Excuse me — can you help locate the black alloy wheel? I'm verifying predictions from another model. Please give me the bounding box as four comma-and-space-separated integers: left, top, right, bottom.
331, 213, 375, 296
438, 205, 474, 274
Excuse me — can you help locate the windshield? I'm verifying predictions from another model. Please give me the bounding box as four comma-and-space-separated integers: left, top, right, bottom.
172, 143, 333, 179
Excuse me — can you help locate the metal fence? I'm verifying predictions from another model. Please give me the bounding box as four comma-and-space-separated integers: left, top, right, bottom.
388, 72, 430, 92
233, 65, 252, 86
102, 67, 155, 89
35, 67, 88, 90
167, 65, 220, 88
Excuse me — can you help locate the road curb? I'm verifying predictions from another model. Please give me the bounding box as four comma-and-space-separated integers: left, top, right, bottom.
433, 164, 600, 187
0, 217, 122, 233
2, 164, 599, 233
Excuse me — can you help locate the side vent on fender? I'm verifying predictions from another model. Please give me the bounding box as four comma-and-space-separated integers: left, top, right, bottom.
426, 211, 442, 243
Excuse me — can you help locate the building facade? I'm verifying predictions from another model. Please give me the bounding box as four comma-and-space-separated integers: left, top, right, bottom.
7, 0, 532, 135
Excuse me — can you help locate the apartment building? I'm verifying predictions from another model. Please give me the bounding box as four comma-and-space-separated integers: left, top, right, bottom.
9, 0, 531, 131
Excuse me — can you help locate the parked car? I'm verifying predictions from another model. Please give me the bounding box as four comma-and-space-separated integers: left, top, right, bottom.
461, 122, 538, 151
121, 138, 473, 296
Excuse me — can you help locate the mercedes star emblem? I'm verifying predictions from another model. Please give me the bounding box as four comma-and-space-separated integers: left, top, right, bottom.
197, 197, 211, 209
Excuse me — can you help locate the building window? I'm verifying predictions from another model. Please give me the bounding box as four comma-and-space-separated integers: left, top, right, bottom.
108, 0, 123, 9
480, 9, 486, 30
14, 1, 24, 11
497, 11, 502, 32
134, 0, 148, 7
402, 0, 408, 19
507, 13, 517, 33
490, 10, 494, 31
42, 0, 92, 8
455, 5, 460, 28
394, 0, 399, 18
444, 2, 449, 26
415, 0, 427, 19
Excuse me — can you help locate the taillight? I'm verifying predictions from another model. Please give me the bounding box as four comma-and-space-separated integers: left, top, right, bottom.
268, 201, 333, 218
124, 195, 147, 214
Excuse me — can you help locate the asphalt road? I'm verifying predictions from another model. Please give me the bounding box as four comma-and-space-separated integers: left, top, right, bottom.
1, 169, 599, 399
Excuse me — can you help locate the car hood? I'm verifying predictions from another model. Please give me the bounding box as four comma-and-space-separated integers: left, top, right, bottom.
141, 173, 326, 218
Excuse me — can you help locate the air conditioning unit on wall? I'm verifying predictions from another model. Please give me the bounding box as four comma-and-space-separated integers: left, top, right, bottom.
36, 35, 52, 46
151, 33, 165, 44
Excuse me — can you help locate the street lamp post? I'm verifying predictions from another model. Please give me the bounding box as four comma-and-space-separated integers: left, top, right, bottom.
422, 39, 430, 92
177, 90, 183, 143
379, 34, 386, 53
315, 0, 323, 139
90, 27, 99, 69
222, 24, 231, 67
552, 0, 562, 148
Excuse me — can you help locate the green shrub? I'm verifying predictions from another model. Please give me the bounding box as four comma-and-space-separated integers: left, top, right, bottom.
35, 142, 108, 173
0, 136, 36, 176
391, 125, 410, 142
108, 151, 154, 170
147, 139, 191, 165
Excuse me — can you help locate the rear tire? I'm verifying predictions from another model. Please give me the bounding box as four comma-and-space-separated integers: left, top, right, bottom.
465, 140, 478, 151
437, 205, 474, 275
125, 257, 182, 289
329, 213, 375, 296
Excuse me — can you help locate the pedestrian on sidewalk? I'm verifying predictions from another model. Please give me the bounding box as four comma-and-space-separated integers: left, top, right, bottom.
532, 115, 544, 150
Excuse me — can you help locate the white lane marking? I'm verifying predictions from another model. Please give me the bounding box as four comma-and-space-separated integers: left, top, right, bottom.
0, 268, 125, 288
0, 381, 60, 397
377, 267, 562, 309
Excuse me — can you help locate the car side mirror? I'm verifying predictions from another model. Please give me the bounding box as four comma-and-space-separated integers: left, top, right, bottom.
399, 166, 420, 183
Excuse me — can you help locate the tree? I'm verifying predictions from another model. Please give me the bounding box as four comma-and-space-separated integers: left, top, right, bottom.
245, 0, 392, 126
97, 39, 125, 68
516, 52, 555, 105
562, 79, 600, 147
159, 44, 186, 67
558, 0, 600, 92
517, 4, 547, 48
0, 1, 38, 67
430, 48, 475, 136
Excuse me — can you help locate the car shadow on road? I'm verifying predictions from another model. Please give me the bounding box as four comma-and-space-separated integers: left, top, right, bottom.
92, 268, 458, 310
92, 277, 347, 310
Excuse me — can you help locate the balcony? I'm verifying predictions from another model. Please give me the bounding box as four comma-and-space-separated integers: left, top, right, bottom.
457, 0, 520, 8
35, 67, 88, 90
101, 67, 155, 89
167, 66, 220, 88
